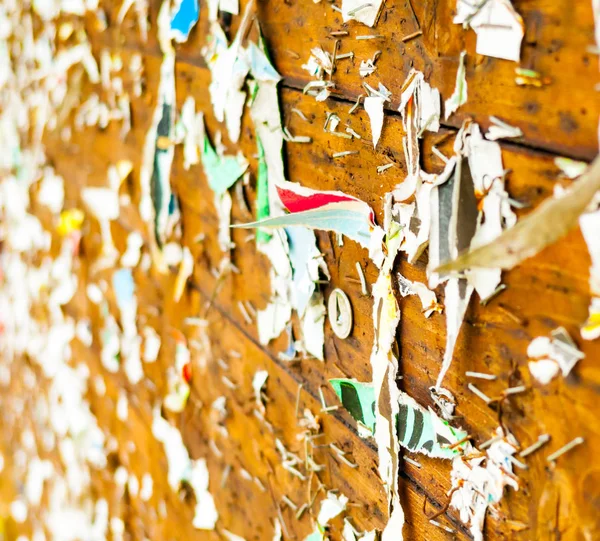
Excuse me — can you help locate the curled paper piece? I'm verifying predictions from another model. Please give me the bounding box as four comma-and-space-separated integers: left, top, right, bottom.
444, 51, 467, 120
233, 182, 380, 251
436, 155, 600, 273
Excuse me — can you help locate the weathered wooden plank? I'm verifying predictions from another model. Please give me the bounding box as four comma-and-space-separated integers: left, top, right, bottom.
100, 0, 600, 160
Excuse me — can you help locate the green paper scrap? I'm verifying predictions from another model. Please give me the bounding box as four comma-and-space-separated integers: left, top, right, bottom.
255, 136, 271, 244
329, 378, 377, 433
329, 378, 467, 459
201, 135, 247, 195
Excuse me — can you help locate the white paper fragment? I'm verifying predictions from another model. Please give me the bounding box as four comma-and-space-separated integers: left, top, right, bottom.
485, 116, 523, 141
445, 51, 468, 120
454, 0, 524, 62
364, 96, 385, 149
113, 269, 144, 385
174, 246, 194, 302
164, 333, 191, 413
396, 274, 439, 317
38, 169, 65, 214
152, 410, 218, 529
317, 492, 348, 526
252, 370, 269, 414
223, 531, 246, 541
371, 229, 405, 541
140, 473, 153, 501
142, 326, 161, 363
555, 156, 589, 179
527, 327, 584, 384
121, 232, 143, 267
359, 59, 377, 77
342, 0, 384, 27
580, 209, 600, 339
451, 431, 519, 541
117, 390, 128, 421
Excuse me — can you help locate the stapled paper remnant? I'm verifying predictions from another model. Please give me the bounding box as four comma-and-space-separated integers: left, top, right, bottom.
436, 156, 600, 273
152, 410, 218, 529
342, 0, 383, 27
170, 0, 199, 42
330, 379, 468, 458
450, 430, 519, 541
302, 47, 335, 101
580, 209, 600, 340
528, 328, 585, 384
364, 83, 392, 148
445, 51, 467, 120
454, 0, 524, 62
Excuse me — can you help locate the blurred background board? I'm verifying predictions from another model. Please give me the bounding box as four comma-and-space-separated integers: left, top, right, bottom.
0, 0, 599, 540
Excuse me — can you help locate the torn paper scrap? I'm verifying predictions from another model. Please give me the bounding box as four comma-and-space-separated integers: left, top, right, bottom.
364, 83, 391, 148
485, 116, 523, 141
302, 47, 333, 79
458, 122, 517, 300
203, 8, 253, 143
252, 370, 269, 414
444, 51, 467, 120
164, 331, 192, 412
152, 409, 218, 529
113, 268, 143, 384
454, 0, 524, 62
396, 273, 439, 317
317, 492, 348, 526
342, 0, 383, 27
450, 430, 519, 541
173, 246, 194, 302
580, 209, 600, 339
436, 155, 600, 273
330, 378, 468, 458
555, 156, 589, 179
201, 130, 249, 194
286, 226, 329, 316
233, 182, 381, 251
170, 0, 199, 42
142, 326, 161, 363
139, 51, 179, 252
398, 69, 441, 135
364, 96, 385, 148
81, 187, 120, 266
527, 327, 585, 384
